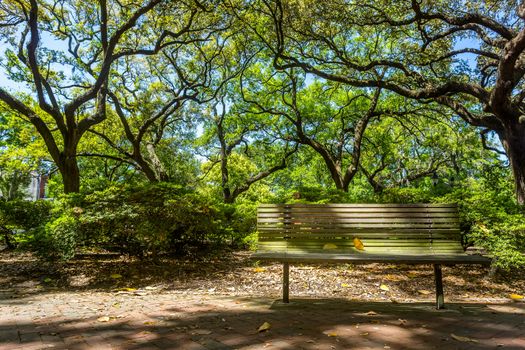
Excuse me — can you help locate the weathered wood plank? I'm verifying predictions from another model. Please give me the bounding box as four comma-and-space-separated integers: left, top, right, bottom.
258, 233, 460, 239
257, 214, 459, 219
252, 252, 491, 265
258, 203, 457, 208
258, 217, 459, 223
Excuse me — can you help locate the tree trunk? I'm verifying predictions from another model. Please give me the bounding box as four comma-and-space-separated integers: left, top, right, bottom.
499, 123, 525, 205
59, 155, 81, 193
146, 143, 168, 181
135, 157, 160, 182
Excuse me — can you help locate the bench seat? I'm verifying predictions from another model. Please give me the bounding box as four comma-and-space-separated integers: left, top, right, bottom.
252, 251, 491, 265
254, 203, 491, 309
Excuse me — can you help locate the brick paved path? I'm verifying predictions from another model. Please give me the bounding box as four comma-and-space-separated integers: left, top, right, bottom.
1, 291, 524, 350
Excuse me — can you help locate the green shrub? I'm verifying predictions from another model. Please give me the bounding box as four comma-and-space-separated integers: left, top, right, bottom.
72, 183, 236, 258
0, 199, 52, 229
0, 199, 52, 248
435, 178, 525, 270
35, 213, 80, 260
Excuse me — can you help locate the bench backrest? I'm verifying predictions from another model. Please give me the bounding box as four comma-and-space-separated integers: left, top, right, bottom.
257, 204, 464, 255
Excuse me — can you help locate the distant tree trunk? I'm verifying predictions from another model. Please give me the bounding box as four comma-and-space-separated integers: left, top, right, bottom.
498, 122, 525, 205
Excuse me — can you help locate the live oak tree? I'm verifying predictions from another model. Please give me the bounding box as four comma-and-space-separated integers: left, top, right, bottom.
198, 87, 297, 204
0, 0, 208, 192
240, 65, 433, 192
360, 111, 484, 193
258, 0, 525, 204
241, 71, 383, 192
86, 3, 235, 183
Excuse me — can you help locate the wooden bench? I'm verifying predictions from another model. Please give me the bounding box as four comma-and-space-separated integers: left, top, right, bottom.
253, 203, 491, 309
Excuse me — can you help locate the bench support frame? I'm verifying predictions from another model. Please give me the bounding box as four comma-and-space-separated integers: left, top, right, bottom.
283, 262, 290, 303
280, 262, 450, 309
434, 263, 445, 309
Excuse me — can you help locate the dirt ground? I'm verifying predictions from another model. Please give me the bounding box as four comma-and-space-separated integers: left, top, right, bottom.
0, 249, 524, 304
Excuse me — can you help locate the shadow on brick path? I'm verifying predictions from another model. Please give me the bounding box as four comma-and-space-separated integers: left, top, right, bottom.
0, 292, 524, 350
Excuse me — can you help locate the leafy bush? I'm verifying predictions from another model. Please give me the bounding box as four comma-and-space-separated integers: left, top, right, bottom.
0, 199, 52, 248
436, 178, 525, 270
36, 213, 80, 260
0, 199, 52, 230
73, 184, 203, 257
375, 187, 434, 204
14, 182, 261, 260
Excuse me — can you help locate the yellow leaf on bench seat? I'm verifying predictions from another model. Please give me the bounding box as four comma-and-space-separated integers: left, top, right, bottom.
323, 243, 338, 250
353, 237, 365, 250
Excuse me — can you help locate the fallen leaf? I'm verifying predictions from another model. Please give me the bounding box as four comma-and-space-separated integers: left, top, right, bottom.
258, 322, 271, 332
323, 243, 338, 250
509, 293, 524, 300
380, 284, 390, 291
341, 283, 350, 288
418, 290, 432, 295
353, 237, 365, 250
254, 267, 266, 273
360, 332, 369, 336
43, 277, 52, 283
326, 332, 338, 337
384, 274, 402, 282
97, 316, 110, 322
451, 333, 478, 343
110, 274, 122, 279
143, 321, 156, 325
407, 272, 418, 279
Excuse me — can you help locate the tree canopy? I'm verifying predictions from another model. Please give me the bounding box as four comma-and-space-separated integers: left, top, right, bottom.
0, 0, 522, 201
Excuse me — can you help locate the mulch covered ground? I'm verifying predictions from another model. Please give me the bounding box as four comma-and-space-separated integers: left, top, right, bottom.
1, 249, 523, 303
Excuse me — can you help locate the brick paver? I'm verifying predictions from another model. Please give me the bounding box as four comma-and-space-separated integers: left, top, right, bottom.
1, 291, 524, 349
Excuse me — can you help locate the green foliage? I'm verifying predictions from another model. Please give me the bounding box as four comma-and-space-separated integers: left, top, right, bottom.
435, 177, 525, 270
0, 104, 49, 200
38, 213, 80, 260
0, 199, 52, 230
0, 199, 52, 249
25, 183, 258, 259
376, 187, 434, 204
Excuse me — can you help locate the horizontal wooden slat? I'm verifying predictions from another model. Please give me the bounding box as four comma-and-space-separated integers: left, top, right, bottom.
258, 231, 460, 237
258, 227, 460, 233
258, 203, 457, 208
258, 217, 458, 223
251, 252, 490, 265
257, 213, 459, 219
259, 225, 458, 231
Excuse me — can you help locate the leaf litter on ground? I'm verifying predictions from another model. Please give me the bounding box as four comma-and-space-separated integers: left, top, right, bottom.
1, 250, 524, 305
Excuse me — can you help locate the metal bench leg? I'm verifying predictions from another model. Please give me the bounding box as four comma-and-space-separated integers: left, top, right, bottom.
434, 264, 445, 309
283, 262, 290, 303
